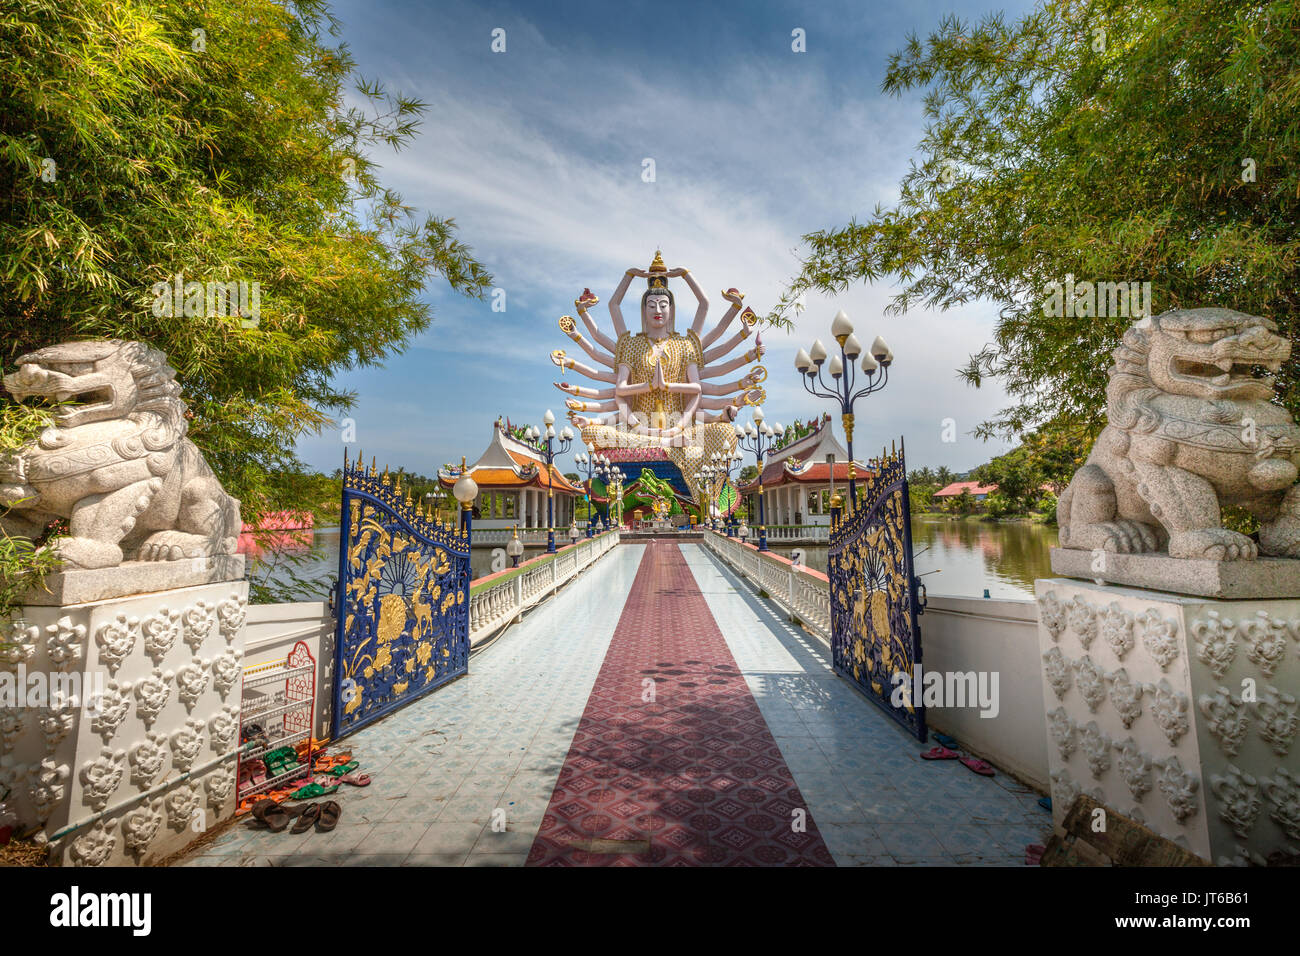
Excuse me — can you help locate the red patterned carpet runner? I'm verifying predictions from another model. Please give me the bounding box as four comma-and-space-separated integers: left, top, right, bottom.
527, 541, 834, 866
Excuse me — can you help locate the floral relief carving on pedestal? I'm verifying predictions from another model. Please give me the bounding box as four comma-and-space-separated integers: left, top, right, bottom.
1210, 764, 1262, 839
1, 622, 38, 672
28, 759, 69, 820
1047, 707, 1076, 760
80, 748, 125, 811
1116, 737, 1153, 802
1079, 721, 1111, 779
216, 593, 247, 643
1148, 678, 1191, 746
1240, 611, 1291, 678
94, 614, 140, 676
69, 820, 116, 867
170, 718, 206, 772
1260, 768, 1300, 841
128, 732, 169, 789
1252, 687, 1299, 756
1051, 768, 1081, 813
141, 606, 182, 664
1038, 590, 1066, 642
164, 782, 200, 832
181, 601, 216, 653
174, 658, 211, 712
211, 649, 243, 700
1043, 647, 1073, 701
1100, 602, 1135, 660
1067, 595, 1098, 649
1190, 611, 1237, 679
44, 616, 87, 670
88, 680, 132, 742
206, 765, 236, 810
1106, 667, 1144, 728
122, 798, 164, 858
37, 695, 79, 754
1198, 687, 1248, 757
208, 705, 240, 755
1075, 655, 1108, 713
1137, 609, 1180, 671
133, 669, 173, 729
1157, 756, 1200, 824
0, 708, 25, 753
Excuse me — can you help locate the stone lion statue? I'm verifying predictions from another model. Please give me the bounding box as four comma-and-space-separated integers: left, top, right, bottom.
1058, 308, 1300, 561
0, 340, 241, 569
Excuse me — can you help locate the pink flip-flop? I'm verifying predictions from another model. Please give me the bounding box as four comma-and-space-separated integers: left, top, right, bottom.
920, 746, 960, 760
337, 772, 371, 787
960, 756, 996, 776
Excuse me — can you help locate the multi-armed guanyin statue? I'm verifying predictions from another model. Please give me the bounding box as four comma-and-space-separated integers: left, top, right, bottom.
549, 251, 766, 504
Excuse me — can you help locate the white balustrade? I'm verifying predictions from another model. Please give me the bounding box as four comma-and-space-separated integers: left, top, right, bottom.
467, 529, 620, 645
700, 530, 831, 644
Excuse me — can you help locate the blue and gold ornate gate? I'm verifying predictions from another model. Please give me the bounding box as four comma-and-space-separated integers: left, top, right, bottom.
331, 452, 470, 739
827, 441, 926, 740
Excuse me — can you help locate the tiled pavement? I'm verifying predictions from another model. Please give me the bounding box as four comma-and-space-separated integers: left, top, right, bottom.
182, 540, 1050, 867
528, 540, 834, 865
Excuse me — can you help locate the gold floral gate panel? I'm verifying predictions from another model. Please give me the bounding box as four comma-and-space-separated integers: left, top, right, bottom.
331, 453, 470, 739
827, 442, 926, 740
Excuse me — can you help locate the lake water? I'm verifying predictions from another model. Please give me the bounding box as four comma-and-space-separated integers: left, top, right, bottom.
251, 518, 1057, 602
769, 517, 1057, 601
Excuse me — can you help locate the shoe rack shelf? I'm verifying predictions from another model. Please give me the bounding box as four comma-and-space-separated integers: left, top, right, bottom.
238, 641, 317, 806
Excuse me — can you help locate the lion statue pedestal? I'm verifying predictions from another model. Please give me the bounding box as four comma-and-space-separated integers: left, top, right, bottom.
2, 341, 248, 867
1035, 309, 1300, 865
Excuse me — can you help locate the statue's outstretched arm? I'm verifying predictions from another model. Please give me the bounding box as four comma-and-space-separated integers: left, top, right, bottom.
569, 290, 619, 354
565, 398, 618, 414
609, 269, 644, 340
699, 290, 745, 348
669, 268, 709, 334
703, 309, 759, 363
551, 349, 615, 383
695, 407, 743, 423
560, 315, 616, 365
700, 368, 762, 395
702, 334, 765, 377
555, 382, 614, 399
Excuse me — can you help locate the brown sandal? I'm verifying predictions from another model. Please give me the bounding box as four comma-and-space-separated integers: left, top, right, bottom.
251, 799, 291, 833
317, 800, 341, 832
291, 803, 322, 833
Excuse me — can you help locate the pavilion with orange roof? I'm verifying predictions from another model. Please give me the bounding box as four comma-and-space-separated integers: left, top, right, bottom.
437, 417, 583, 530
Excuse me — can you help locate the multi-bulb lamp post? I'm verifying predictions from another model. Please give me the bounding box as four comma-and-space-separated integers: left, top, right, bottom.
694, 450, 743, 531
608, 466, 625, 528
527, 410, 573, 553
574, 450, 613, 537
794, 310, 892, 503
734, 407, 784, 551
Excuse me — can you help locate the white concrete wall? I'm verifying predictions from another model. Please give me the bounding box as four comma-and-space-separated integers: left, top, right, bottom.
921, 594, 1048, 791
244, 601, 334, 739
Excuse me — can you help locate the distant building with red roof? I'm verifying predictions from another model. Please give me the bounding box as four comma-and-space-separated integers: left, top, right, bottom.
933, 480, 998, 502
737, 413, 871, 526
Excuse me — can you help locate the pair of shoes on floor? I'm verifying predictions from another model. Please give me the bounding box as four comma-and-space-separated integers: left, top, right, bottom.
289, 801, 341, 834
252, 798, 340, 833
919, 743, 996, 777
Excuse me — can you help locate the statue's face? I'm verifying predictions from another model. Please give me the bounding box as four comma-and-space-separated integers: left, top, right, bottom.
642, 293, 673, 336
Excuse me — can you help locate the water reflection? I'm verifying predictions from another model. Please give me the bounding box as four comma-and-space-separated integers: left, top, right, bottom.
768, 518, 1057, 601
253, 521, 1057, 603
250, 528, 555, 600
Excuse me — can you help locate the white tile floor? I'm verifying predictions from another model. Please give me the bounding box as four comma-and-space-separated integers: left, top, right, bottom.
182, 541, 1051, 867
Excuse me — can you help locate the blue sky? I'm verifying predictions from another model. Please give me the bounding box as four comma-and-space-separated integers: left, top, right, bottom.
297, 0, 1040, 478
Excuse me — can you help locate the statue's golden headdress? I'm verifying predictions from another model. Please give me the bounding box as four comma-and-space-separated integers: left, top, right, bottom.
647, 250, 668, 292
